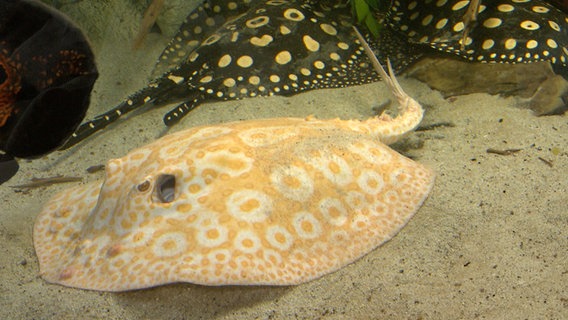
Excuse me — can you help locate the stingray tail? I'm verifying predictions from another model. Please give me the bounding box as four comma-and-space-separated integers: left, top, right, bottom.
354, 27, 424, 145
59, 86, 158, 150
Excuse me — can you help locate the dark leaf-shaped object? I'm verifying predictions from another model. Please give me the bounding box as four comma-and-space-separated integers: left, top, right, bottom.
0, 152, 18, 184
0, 0, 97, 183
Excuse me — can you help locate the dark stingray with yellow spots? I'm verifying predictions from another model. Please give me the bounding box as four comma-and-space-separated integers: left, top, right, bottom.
61, 0, 423, 149
387, 0, 568, 66
61, 0, 568, 149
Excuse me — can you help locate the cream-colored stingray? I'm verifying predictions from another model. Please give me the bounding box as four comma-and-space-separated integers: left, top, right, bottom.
33, 31, 434, 291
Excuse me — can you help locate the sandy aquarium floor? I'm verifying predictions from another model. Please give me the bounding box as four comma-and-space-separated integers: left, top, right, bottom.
1, 1, 567, 319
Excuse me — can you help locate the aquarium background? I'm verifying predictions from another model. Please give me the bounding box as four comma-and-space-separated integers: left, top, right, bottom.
0, 1, 566, 319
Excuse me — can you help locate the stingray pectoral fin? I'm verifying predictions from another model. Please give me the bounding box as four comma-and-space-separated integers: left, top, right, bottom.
151, 0, 252, 77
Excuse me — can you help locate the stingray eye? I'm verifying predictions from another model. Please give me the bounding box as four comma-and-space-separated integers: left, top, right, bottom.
156, 174, 176, 203
137, 180, 150, 192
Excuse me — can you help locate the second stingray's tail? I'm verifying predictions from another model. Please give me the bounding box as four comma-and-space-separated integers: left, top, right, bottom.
59, 86, 158, 150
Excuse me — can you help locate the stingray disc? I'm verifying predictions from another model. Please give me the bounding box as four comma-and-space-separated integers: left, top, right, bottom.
34, 117, 434, 291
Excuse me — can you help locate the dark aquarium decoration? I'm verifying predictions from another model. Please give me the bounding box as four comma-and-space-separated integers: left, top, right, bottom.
0, 0, 98, 184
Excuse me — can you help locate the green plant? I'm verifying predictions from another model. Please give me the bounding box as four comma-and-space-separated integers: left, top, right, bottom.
351, 0, 383, 37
